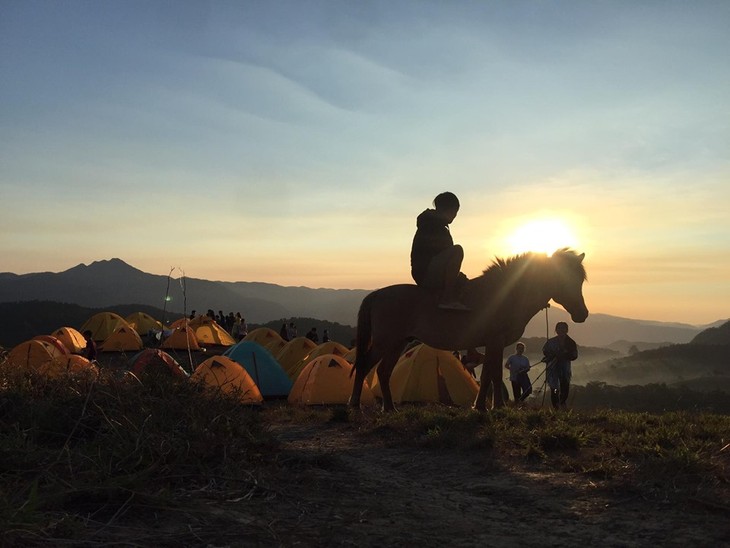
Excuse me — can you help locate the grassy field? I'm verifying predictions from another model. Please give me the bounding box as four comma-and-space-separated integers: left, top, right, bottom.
1, 361, 729, 546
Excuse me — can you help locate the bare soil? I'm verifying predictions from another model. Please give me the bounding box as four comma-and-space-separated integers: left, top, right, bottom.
188, 416, 729, 548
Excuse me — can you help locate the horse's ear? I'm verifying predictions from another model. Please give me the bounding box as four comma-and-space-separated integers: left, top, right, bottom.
578, 253, 585, 262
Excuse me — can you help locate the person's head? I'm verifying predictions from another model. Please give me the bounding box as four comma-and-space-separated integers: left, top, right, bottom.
433, 192, 460, 223
515, 342, 525, 354
555, 322, 569, 337
83, 330, 93, 340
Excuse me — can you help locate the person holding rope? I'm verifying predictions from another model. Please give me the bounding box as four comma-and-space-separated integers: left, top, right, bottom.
504, 342, 532, 402
542, 321, 578, 409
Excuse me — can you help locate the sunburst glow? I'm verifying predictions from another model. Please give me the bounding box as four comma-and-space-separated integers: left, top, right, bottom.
506, 218, 579, 256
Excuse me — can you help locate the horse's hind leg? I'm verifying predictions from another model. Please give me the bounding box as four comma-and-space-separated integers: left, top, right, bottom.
349, 363, 369, 408
377, 348, 401, 412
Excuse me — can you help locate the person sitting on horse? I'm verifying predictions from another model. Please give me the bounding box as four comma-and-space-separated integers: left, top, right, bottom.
410, 191, 470, 310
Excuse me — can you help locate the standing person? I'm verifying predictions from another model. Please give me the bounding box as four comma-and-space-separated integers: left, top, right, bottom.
279, 323, 289, 341
410, 191, 469, 310
542, 322, 578, 409
504, 342, 532, 402
287, 322, 297, 340
82, 330, 97, 362
322, 329, 330, 343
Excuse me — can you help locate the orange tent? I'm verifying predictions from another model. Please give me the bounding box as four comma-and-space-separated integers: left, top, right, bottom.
33, 335, 70, 356
39, 355, 99, 379
80, 312, 131, 341
7, 339, 66, 371
288, 341, 350, 381
243, 327, 284, 352
160, 327, 201, 351
51, 327, 87, 354
191, 356, 263, 404
288, 354, 374, 406
275, 337, 318, 379
100, 325, 144, 352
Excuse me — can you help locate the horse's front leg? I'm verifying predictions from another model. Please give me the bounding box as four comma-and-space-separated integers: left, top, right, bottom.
474, 340, 505, 410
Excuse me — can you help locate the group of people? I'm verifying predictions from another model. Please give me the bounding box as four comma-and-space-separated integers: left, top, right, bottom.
413, 192, 579, 409
190, 309, 248, 341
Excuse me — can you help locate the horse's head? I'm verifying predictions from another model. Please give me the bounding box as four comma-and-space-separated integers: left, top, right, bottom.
549, 249, 589, 323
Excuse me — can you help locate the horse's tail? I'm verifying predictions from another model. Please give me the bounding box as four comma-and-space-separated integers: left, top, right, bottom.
352, 291, 375, 378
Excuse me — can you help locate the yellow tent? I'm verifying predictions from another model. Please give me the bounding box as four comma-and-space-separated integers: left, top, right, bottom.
80, 312, 131, 342
243, 327, 284, 352
288, 354, 374, 406
275, 337, 318, 378
101, 325, 144, 352
125, 312, 163, 336
343, 346, 357, 364
192, 317, 235, 346
191, 355, 263, 404
161, 326, 201, 351
51, 326, 87, 354
7, 339, 66, 371
371, 344, 479, 407
288, 341, 350, 381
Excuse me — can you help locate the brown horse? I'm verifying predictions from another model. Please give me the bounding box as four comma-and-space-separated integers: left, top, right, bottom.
349, 249, 588, 411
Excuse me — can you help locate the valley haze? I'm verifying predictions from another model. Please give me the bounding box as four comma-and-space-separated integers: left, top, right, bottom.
0, 259, 724, 349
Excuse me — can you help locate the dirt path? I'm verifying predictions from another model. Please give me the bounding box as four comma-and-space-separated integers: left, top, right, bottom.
209, 420, 728, 547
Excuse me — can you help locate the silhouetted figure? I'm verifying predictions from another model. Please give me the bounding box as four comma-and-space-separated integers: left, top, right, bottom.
83, 330, 97, 362
280, 323, 289, 341
287, 322, 297, 340
410, 191, 469, 310
306, 327, 319, 343
543, 322, 578, 409
504, 342, 532, 402
322, 329, 330, 343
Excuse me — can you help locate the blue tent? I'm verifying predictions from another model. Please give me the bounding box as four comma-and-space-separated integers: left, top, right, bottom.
223, 341, 293, 397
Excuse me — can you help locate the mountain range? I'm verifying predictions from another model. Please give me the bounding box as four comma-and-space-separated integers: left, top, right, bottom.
0, 258, 726, 348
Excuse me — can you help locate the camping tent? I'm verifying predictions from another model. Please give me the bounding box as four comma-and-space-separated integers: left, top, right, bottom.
191, 317, 235, 346
32, 335, 70, 356
224, 341, 292, 397
100, 325, 144, 352
7, 339, 66, 371
160, 326, 201, 351
275, 337, 318, 378
51, 327, 87, 354
40, 355, 99, 379
288, 341, 350, 381
288, 354, 374, 405
371, 343, 479, 407
128, 349, 189, 379
243, 327, 285, 352
125, 312, 163, 336
191, 356, 263, 404
80, 312, 131, 342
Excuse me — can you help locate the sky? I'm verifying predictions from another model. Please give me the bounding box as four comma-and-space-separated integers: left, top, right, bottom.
1, 1, 729, 325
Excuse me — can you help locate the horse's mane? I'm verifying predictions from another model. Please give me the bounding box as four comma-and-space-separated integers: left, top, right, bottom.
476, 248, 586, 284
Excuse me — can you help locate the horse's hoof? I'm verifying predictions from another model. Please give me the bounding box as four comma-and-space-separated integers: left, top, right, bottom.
472, 405, 487, 412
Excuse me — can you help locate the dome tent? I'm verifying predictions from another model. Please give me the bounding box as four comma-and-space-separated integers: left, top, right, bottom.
275, 337, 318, 378
288, 354, 375, 406
288, 341, 350, 381
101, 325, 144, 352
129, 349, 189, 379
191, 355, 263, 404
125, 312, 163, 336
371, 343, 479, 407
32, 335, 70, 356
224, 341, 292, 398
160, 326, 201, 351
243, 327, 285, 353
80, 312, 131, 342
51, 326, 87, 354
7, 339, 66, 371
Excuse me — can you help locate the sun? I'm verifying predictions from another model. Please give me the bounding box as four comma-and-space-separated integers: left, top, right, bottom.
506, 218, 579, 256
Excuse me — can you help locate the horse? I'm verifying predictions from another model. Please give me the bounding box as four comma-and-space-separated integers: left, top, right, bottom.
349, 248, 588, 411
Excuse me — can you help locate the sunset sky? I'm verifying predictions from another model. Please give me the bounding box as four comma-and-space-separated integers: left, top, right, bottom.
2, 1, 728, 325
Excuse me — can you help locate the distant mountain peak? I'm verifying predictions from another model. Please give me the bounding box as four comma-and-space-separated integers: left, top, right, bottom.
64, 258, 146, 277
